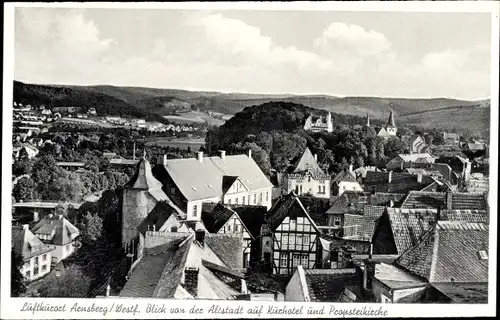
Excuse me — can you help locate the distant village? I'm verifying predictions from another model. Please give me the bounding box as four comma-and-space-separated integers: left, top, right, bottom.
11, 101, 490, 304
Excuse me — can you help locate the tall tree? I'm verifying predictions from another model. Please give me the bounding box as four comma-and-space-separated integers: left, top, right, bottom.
11, 249, 26, 297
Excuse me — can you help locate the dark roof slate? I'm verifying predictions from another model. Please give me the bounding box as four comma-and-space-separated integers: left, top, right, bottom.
364, 171, 435, 194
304, 268, 363, 302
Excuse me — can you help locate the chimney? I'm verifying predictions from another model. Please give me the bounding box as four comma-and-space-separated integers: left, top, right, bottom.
314, 154, 318, 162
446, 191, 453, 210
388, 171, 393, 183
388, 200, 394, 208
197, 151, 203, 163
33, 211, 39, 222
369, 242, 373, 259
349, 164, 353, 174
133, 141, 136, 160
248, 149, 252, 158
417, 173, 423, 183
48, 214, 54, 219
162, 154, 167, 166
241, 279, 249, 294
195, 230, 205, 246
219, 150, 226, 161
22, 224, 29, 231
184, 267, 199, 297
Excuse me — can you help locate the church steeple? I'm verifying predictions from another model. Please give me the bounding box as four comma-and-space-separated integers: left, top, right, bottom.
365, 113, 371, 127
387, 109, 395, 127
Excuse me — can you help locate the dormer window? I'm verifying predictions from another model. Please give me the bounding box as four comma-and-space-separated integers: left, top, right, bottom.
478, 250, 488, 260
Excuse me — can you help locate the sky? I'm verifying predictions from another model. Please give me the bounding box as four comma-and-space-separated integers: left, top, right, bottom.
14, 7, 492, 99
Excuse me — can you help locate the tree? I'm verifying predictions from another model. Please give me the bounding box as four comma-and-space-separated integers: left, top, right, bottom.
79, 212, 104, 244
37, 265, 91, 298
12, 177, 37, 202
54, 204, 67, 217
11, 249, 26, 297
12, 157, 34, 176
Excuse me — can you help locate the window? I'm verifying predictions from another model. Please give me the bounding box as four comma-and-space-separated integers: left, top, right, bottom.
235, 224, 239, 232
301, 255, 308, 266
259, 193, 263, 203
266, 192, 269, 201
478, 250, 488, 260
171, 187, 176, 194
292, 254, 300, 267
265, 241, 270, 246
25, 271, 31, 278
227, 225, 231, 232
253, 194, 257, 204
334, 217, 341, 227
282, 234, 289, 249
192, 205, 198, 217
304, 236, 310, 245
381, 294, 391, 303
242, 196, 246, 204
235, 198, 239, 204
297, 217, 304, 224
42, 265, 47, 272
290, 219, 296, 231
33, 268, 39, 276
280, 253, 288, 267
56, 270, 61, 277
228, 199, 231, 204
43, 254, 47, 261
24, 260, 30, 268
171, 226, 178, 232
34, 257, 39, 266
318, 186, 322, 193
297, 235, 303, 245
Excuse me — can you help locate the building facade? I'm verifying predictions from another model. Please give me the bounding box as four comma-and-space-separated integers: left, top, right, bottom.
377, 110, 398, 138
303, 112, 333, 133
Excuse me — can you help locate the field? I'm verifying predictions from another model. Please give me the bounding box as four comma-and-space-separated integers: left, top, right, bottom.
145, 137, 205, 151
163, 111, 226, 126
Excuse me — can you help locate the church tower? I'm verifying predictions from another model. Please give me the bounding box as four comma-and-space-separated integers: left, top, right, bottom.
365, 114, 371, 127
326, 112, 333, 133
385, 109, 397, 135
121, 150, 165, 253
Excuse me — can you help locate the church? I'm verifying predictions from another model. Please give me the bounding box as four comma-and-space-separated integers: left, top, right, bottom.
303, 112, 333, 133
366, 110, 398, 138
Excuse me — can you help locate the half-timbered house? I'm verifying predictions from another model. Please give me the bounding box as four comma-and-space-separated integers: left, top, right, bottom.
262, 192, 321, 275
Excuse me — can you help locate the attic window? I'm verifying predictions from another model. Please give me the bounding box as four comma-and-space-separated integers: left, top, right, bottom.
191, 186, 197, 191
207, 184, 213, 189
478, 250, 488, 260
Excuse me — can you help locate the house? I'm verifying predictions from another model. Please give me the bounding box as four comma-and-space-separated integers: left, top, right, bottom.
153, 150, 273, 221
12, 201, 83, 225
401, 135, 428, 154
402, 162, 455, 184
342, 205, 386, 242
332, 165, 363, 196
386, 153, 435, 171
119, 230, 246, 299
12, 225, 55, 281
394, 221, 489, 303
363, 171, 441, 194
202, 203, 265, 268
435, 155, 472, 184
372, 207, 439, 256
31, 214, 80, 264
377, 110, 398, 138
260, 192, 321, 275
283, 147, 331, 198
56, 161, 86, 171
285, 266, 362, 302
13, 143, 39, 160
353, 166, 380, 179
399, 191, 488, 210
87, 108, 97, 116
442, 132, 460, 145
303, 112, 333, 133
324, 191, 405, 238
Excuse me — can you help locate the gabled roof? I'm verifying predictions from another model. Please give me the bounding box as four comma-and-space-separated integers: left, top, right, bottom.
32, 215, 80, 246
400, 191, 488, 210
326, 191, 405, 215
231, 206, 267, 239
430, 283, 488, 303
384, 207, 439, 255
265, 192, 320, 232
205, 233, 244, 270
157, 154, 272, 201
304, 268, 363, 302
138, 200, 186, 235
332, 168, 357, 184
343, 205, 385, 241
201, 204, 235, 233
12, 225, 54, 260
221, 176, 240, 194
293, 147, 324, 175
364, 171, 436, 194
440, 209, 489, 224
396, 153, 434, 163
395, 221, 489, 283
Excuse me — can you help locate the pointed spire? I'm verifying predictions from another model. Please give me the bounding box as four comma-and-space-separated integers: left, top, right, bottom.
365, 113, 371, 127
387, 108, 395, 127
142, 149, 147, 160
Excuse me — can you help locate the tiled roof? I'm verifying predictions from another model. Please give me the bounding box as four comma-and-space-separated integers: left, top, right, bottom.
440, 209, 489, 223
266, 192, 320, 233
396, 221, 489, 283
332, 168, 357, 183
326, 191, 405, 215
293, 147, 324, 175
201, 204, 235, 233
12, 225, 54, 260
364, 171, 436, 194
138, 201, 186, 235
304, 268, 363, 302
385, 207, 439, 255
222, 176, 239, 194
32, 215, 80, 246
205, 233, 244, 270
431, 283, 488, 303
343, 205, 385, 241
158, 154, 272, 201
400, 191, 488, 210
298, 196, 331, 226
397, 153, 434, 162
126, 157, 163, 190
231, 206, 267, 239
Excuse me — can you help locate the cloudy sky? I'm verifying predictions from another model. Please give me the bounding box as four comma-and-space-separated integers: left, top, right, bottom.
14, 8, 492, 99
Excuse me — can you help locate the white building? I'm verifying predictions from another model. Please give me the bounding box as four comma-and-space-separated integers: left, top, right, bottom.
284, 147, 331, 198
331, 165, 364, 196
154, 150, 273, 221
377, 110, 398, 138
31, 214, 80, 264
12, 225, 54, 281
303, 112, 333, 133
